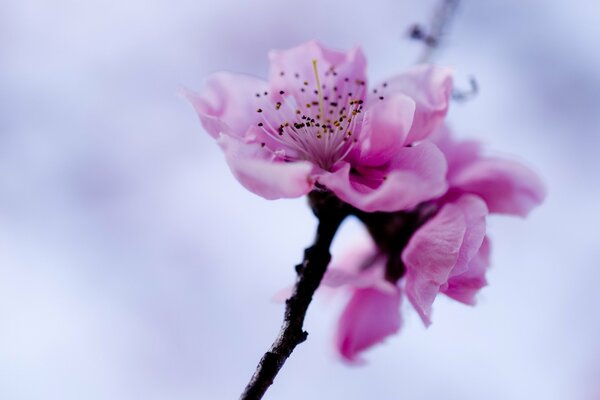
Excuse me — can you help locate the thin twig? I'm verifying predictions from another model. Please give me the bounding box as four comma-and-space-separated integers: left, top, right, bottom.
416, 0, 461, 63
239, 191, 350, 400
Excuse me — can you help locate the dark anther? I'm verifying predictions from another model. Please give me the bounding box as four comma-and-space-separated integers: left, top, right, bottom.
256, 108, 263, 113
279, 90, 285, 95
258, 122, 263, 127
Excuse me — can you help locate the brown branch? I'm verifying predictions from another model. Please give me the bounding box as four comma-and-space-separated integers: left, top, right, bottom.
239, 191, 350, 400
413, 0, 461, 63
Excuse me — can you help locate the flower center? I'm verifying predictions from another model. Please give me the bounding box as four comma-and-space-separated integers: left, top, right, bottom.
254, 60, 367, 170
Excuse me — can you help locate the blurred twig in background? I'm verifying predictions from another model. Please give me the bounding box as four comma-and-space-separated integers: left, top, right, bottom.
409, 0, 460, 63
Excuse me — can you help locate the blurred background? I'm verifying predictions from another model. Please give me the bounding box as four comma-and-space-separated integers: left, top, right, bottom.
1, 0, 599, 399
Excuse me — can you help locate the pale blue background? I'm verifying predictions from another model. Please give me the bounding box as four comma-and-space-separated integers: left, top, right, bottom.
1, 0, 599, 399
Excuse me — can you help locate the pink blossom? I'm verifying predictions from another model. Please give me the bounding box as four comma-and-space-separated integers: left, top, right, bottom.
326, 126, 545, 361
186, 41, 452, 212
328, 195, 489, 361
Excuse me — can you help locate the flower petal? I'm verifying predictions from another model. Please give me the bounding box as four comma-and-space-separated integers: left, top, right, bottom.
402, 201, 467, 325
217, 134, 314, 199
429, 124, 481, 179
451, 157, 547, 217
431, 125, 546, 217
374, 65, 452, 143
318, 142, 448, 212
443, 237, 491, 305
185, 72, 268, 138
448, 195, 488, 278
358, 92, 416, 166
268, 40, 367, 100
403, 195, 488, 325
335, 287, 402, 363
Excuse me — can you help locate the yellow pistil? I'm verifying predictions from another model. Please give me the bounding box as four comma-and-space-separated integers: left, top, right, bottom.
312, 59, 325, 126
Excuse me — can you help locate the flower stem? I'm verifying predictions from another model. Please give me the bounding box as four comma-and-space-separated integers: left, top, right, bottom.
239, 191, 350, 400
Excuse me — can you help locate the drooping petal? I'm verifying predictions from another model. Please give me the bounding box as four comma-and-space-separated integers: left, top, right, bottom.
217, 134, 314, 199
185, 72, 269, 138
373, 65, 453, 144
268, 40, 367, 100
443, 237, 491, 305
451, 157, 547, 217
402, 202, 466, 325
317, 142, 447, 212
448, 195, 488, 278
357, 92, 416, 166
335, 287, 402, 363
403, 195, 488, 325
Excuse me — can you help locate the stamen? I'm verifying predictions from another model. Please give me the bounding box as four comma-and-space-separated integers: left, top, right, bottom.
312, 60, 325, 122
252, 61, 367, 170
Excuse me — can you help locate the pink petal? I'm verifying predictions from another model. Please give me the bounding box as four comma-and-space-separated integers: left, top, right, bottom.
357, 92, 416, 166
335, 287, 402, 363
448, 195, 488, 278
429, 125, 482, 180
268, 40, 367, 99
431, 125, 546, 217
217, 134, 314, 199
317, 142, 448, 212
374, 65, 453, 144
184, 72, 268, 138
402, 201, 467, 325
451, 157, 547, 217
403, 195, 488, 325
444, 237, 491, 305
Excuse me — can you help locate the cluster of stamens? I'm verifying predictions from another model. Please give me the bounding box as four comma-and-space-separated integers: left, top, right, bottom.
253, 60, 386, 170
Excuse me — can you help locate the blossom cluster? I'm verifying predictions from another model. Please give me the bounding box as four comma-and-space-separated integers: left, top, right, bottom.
187, 41, 545, 362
